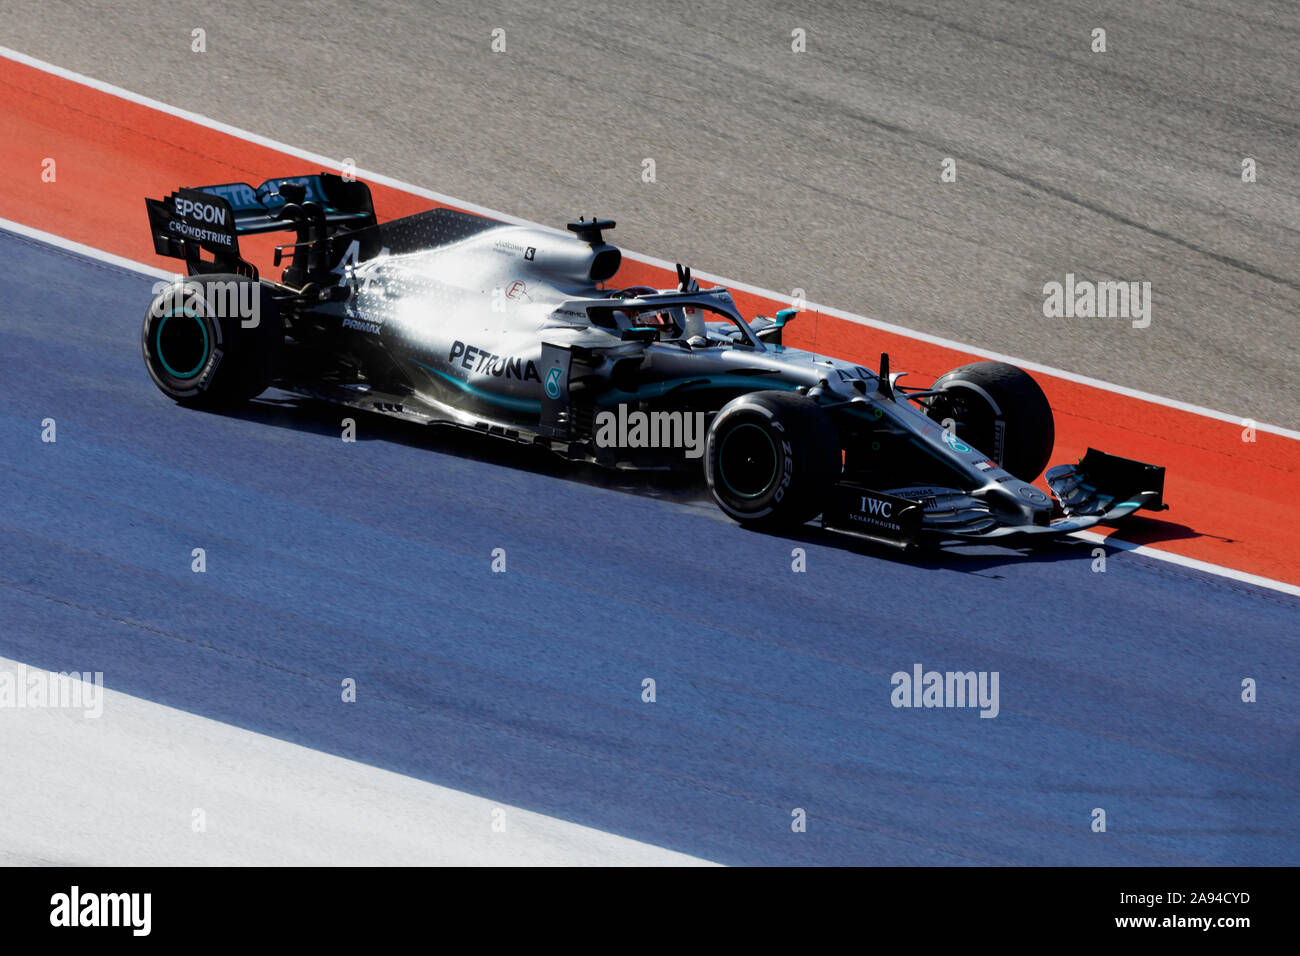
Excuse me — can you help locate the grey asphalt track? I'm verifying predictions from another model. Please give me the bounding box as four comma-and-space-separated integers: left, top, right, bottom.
1, 0, 1296, 426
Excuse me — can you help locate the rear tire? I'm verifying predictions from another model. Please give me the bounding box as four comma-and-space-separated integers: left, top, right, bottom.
924, 361, 1054, 481
141, 275, 282, 408
705, 391, 840, 528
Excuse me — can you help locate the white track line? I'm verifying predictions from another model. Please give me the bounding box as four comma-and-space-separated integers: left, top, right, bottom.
0, 216, 173, 278
3, 44, 1296, 441
8, 230, 1297, 601
1071, 532, 1300, 598
4, 216, 1297, 599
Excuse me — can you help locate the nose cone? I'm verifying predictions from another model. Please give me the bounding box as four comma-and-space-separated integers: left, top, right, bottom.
985, 477, 1054, 525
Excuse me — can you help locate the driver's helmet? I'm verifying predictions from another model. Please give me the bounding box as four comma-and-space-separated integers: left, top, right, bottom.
610, 286, 686, 337
634, 308, 684, 336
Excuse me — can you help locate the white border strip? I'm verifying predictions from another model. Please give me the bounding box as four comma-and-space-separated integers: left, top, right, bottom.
3, 44, 1297, 441
0, 215, 172, 278
3, 213, 1296, 599
1071, 531, 1300, 598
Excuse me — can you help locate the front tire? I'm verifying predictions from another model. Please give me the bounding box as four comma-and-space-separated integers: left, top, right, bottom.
705, 391, 840, 528
141, 275, 282, 409
924, 361, 1054, 481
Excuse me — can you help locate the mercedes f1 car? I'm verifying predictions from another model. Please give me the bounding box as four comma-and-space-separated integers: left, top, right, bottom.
141, 173, 1166, 547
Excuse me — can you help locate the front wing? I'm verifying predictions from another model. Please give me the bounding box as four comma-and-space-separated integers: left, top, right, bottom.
823, 449, 1167, 547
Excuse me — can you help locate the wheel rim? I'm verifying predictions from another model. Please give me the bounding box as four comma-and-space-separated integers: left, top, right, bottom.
155, 308, 210, 380
718, 423, 779, 499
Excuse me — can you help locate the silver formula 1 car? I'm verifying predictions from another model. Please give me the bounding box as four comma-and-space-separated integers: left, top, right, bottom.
141, 172, 1166, 547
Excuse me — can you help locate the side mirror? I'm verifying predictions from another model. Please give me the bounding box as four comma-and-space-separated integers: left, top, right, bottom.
756, 308, 798, 344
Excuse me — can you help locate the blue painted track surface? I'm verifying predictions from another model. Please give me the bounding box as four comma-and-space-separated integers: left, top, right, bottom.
2, 228, 1297, 865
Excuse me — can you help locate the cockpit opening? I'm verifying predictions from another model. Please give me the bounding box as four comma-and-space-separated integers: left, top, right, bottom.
605, 285, 761, 349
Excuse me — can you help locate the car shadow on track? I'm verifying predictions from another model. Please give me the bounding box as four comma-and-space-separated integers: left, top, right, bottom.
211, 391, 1190, 575
1095, 513, 1216, 547
751, 522, 1098, 577
211, 391, 706, 502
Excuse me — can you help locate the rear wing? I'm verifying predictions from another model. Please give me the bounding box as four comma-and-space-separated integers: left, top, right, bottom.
145, 173, 376, 281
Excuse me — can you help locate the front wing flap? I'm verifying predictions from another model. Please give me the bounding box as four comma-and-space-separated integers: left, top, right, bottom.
1044, 448, 1166, 519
